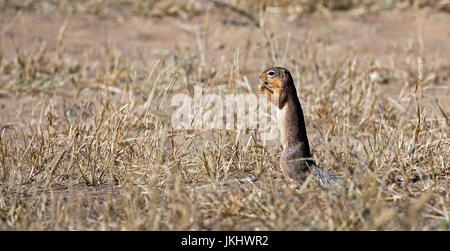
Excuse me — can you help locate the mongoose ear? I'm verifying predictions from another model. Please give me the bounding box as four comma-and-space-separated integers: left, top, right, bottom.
278, 69, 285, 78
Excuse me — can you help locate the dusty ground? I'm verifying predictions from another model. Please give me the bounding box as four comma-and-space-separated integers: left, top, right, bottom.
2, 9, 450, 58
1, 10, 449, 122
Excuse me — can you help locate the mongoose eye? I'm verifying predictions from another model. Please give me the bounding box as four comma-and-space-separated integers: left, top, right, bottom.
267, 70, 276, 77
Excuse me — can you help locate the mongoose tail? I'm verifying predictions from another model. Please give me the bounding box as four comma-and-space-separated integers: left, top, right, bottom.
259, 67, 341, 187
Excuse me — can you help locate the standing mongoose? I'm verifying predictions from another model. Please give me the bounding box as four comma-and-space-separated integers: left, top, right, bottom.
259, 67, 341, 186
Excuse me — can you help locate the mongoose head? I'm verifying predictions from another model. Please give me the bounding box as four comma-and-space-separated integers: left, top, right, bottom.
259, 67, 294, 94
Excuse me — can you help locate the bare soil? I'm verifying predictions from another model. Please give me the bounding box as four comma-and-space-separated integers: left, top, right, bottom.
1, 10, 449, 120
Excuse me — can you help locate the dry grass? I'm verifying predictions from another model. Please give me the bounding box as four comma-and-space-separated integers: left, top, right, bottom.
0, 0, 449, 230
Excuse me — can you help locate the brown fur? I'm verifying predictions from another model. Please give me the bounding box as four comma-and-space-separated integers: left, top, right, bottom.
259, 67, 341, 186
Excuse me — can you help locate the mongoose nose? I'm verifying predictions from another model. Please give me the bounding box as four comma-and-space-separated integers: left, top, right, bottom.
258, 72, 266, 79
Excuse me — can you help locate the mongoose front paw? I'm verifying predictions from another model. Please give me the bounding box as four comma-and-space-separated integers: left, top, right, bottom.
258, 84, 267, 92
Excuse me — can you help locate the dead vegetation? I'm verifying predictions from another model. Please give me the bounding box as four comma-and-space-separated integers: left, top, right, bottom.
0, 0, 448, 230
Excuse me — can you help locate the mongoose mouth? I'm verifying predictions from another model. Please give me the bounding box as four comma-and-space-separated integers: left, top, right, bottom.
262, 80, 274, 92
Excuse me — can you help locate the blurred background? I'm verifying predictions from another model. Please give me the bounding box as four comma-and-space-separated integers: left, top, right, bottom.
1, 0, 450, 17
1, 0, 448, 115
